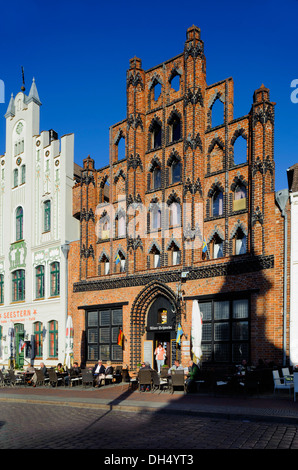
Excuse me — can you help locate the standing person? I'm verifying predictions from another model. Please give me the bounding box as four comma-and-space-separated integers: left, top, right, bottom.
154, 343, 166, 373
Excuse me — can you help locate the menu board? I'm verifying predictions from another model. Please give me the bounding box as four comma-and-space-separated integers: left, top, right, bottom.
171, 339, 177, 366
143, 340, 153, 367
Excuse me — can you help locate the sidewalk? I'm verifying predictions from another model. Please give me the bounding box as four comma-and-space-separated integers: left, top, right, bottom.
1, 383, 298, 424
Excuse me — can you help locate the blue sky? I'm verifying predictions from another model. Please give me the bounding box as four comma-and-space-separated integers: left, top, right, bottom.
0, 0, 297, 190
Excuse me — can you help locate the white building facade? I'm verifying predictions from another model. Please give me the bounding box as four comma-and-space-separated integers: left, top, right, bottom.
0, 79, 79, 368
288, 164, 298, 366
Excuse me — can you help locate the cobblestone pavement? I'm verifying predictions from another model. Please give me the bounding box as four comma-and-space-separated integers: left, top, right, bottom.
1, 401, 298, 451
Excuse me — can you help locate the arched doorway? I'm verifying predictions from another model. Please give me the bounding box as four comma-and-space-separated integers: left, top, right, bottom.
146, 295, 176, 370
130, 281, 179, 370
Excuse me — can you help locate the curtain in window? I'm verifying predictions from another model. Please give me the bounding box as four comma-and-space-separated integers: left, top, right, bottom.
236, 235, 246, 255
213, 192, 223, 216
235, 185, 246, 200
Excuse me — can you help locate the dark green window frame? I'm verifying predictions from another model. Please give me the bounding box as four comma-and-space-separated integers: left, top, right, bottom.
34, 321, 43, 357
50, 262, 60, 297
12, 269, 25, 301
0, 274, 3, 304
44, 200, 51, 232
16, 206, 23, 241
35, 265, 45, 299
49, 320, 58, 358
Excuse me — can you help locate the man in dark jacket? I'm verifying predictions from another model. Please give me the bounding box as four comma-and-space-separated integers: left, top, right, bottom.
93, 360, 106, 387
186, 360, 200, 393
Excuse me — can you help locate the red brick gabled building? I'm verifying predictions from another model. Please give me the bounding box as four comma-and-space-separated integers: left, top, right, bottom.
68, 26, 289, 371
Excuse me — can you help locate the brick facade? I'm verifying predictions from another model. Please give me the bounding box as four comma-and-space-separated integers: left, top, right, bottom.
68, 26, 290, 371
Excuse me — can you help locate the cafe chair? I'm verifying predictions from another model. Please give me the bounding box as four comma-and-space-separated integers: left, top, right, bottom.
69, 368, 82, 386
138, 369, 152, 392
81, 369, 93, 388
48, 369, 64, 387
151, 369, 168, 393
6, 370, 26, 387
160, 367, 169, 379
170, 370, 186, 394
0, 370, 7, 387
113, 366, 123, 383
35, 369, 50, 386
272, 370, 293, 396
282, 368, 293, 382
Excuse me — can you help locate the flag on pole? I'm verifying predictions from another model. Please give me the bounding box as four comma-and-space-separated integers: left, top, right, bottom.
202, 239, 208, 253
115, 254, 121, 265
117, 327, 124, 347
176, 323, 184, 346
19, 339, 26, 353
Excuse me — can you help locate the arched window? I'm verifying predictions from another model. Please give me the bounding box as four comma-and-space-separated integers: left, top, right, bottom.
167, 241, 181, 266
212, 191, 223, 217
213, 234, 224, 259
49, 320, 58, 358
233, 136, 247, 165
171, 160, 181, 183
150, 122, 162, 149
235, 230, 247, 255
16, 206, 23, 241
149, 245, 161, 268
34, 321, 43, 357
12, 269, 25, 301
153, 166, 161, 189
169, 115, 181, 143
35, 265, 45, 299
210, 97, 224, 128
44, 200, 51, 232
115, 251, 126, 273
116, 136, 125, 160
233, 184, 247, 211
170, 74, 180, 92
153, 82, 162, 101
116, 214, 125, 238
169, 202, 181, 226
151, 205, 161, 230
50, 262, 60, 296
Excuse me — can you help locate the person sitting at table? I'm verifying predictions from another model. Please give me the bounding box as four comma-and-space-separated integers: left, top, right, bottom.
169, 360, 184, 373
72, 362, 81, 375
24, 364, 35, 374
93, 359, 106, 387
28, 362, 48, 387
139, 361, 152, 391
185, 359, 200, 393
56, 363, 65, 373
104, 361, 114, 385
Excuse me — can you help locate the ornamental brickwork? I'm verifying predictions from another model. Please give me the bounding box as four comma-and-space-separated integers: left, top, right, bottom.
68, 26, 290, 371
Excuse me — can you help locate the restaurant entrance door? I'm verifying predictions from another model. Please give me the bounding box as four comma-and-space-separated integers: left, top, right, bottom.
153, 333, 171, 369
146, 295, 176, 370
15, 323, 25, 368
